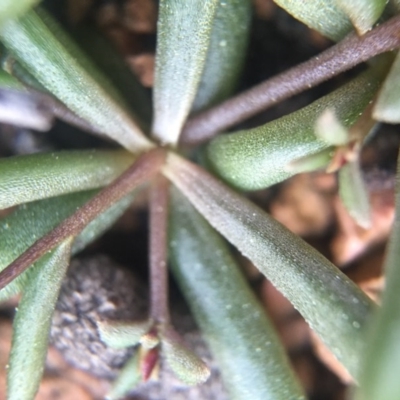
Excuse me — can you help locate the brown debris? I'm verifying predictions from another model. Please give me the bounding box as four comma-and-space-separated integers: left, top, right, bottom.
270, 173, 336, 237
123, 0, 157, 33
310, 331, 354, 385
330, 188, 395, 266
127, 53, 155, 87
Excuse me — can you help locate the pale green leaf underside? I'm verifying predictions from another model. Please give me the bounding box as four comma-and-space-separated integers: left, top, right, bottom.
336, 0, 387, 34
0, 8, 152, 152
315, 108, 349, 146
0, 69, 53, 132
374, 51, 400, 123
191, 0, 252, 112
274, 0, 353, 41
97, 320, 152, 349
355, 153, 400, 400
207, 68, 383, 191
152, 0, 219, 145
339, 161, 371, 229
169, 188, 305, 399
0, 0, 39, 28
8, 240, 71, 400
0, 190, 134, 301
0, 87, 54, 131
0, 70, 24, 89
107, 352, 141, 400
0, 150, 135, 209
287, 148, 332, 174
164, 154, 376, 379
160, 327, 210, 386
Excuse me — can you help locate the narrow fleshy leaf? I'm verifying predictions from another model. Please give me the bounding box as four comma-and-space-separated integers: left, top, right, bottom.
160, 326, 210, 386
97, 320, 153, 349
0, 0, 39, 27
164, 154, 376, 379
71, 192, 135, 254
374, 51, 400, 123
107, 352, 141, 400
0, 149, 135, 209
339, 160, 371, 229
273, 0, 353, 41
336, 0, 387, 34
152, 0, 219, 145
287, 148, 332, 174
206, 68, 383, 191
0, 69, 54, 131
191, 0, 252, 112
74, 25, 152, 126
8, 240, 71, 400
0, 69, 24, 89
315, 108, 350, 146
355, 152, 400, 400
169, 188, 306, 399
0, 8, 152, 151
0, 190, 134, 301
0, 87, 53, 130
0, 149, 165, 292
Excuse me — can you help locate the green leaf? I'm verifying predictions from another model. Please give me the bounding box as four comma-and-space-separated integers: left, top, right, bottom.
0, 8, 152, 152
0, 149, 135, 209
355, 152, 400, 400
0, 69, 24, 89
97, 320, 153, 349
152, 0, 219, 145
374, 51, 400, 123
287, 148, 332, 174
71, 191, 135, 254
336, 0, 387, 34
314, 108, 350, 146
106, 352, 141, 400
8, 239, 72, 400
0, 190, 134, 301
160, 326, 210, 386
339, 160, 371, 229
0, 70, 56, 130
206, 68, 383, 191
73, 25, 152, 127
0, 0, 40, 28
164, 154, 376, 379
169, 188, 306, 399
0, 87, 54, 130
273, 0, 353, 41
191, 0, 252, 112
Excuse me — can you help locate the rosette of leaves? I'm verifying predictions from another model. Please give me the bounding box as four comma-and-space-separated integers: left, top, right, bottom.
0, 1, 400, 399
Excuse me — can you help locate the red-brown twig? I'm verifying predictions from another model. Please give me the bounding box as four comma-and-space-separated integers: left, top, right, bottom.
181, 14, 400, 145
0, 148, 166, 291
149, 174, 170, 324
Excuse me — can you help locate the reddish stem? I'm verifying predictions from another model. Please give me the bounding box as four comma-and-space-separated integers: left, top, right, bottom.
0, 148, 166, 291
181, 14, 400, 145
149, 174, 170, 324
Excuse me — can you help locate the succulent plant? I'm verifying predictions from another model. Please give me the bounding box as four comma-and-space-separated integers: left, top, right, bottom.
0, 1, 400, 399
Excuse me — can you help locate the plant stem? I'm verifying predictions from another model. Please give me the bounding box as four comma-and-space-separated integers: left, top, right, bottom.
149, 174, 170, 324
0, 148, 166, 291
181, 14, 400, 145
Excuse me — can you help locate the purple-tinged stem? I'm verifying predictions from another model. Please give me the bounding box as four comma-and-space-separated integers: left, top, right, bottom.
149, 174, 170, 324
181, 14, 400, 145
0, 148, 166, 291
